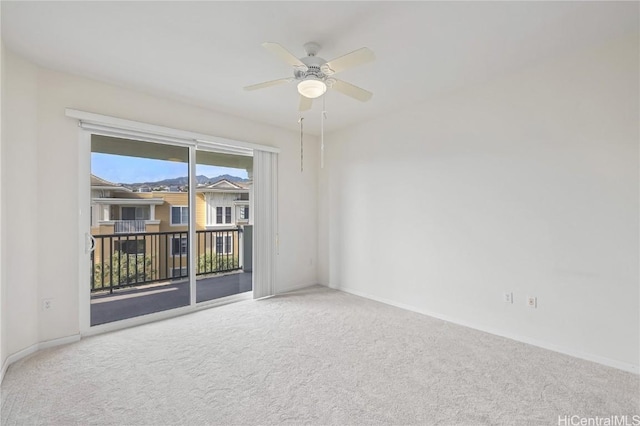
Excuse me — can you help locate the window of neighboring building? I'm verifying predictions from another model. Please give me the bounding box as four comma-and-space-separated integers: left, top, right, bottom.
240, 206, 249, 221
171, 206, 189, 225
115, 240, 145, 255
215, 206, 232, 224
122, 206, 150, 220
171, 236, 188, 256
215, 235, 233, 254
171, 267, 188, 279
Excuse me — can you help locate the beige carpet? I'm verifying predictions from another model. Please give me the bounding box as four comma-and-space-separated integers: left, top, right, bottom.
1, 286, 638, 425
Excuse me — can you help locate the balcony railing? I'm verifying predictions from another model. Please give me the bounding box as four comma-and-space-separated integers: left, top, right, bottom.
114, 220, 147, 234
90, 229, 241, 293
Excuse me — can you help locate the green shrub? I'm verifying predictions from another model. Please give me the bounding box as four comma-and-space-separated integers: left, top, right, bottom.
197, 250, 239, 274
93, 251, 155, 290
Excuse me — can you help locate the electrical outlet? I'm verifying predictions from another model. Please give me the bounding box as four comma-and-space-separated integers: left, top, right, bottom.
503, 292, 513, 304
527, 296, 537, 308
42, 299, 53, 311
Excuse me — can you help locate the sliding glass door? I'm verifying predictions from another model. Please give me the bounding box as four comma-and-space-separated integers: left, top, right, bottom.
194, 149, 253, 303
89, 135, 192, 325
87, 134, 254, 327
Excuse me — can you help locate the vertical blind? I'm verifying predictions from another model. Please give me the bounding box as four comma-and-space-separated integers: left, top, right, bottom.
252, 150, 278, 299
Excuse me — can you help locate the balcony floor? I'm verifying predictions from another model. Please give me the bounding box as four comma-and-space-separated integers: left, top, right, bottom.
90, 271, 252, 326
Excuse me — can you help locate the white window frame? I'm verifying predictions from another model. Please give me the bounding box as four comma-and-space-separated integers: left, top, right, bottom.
239, 205, 249, 221
170, 205, 189, 226
215, 235, 234, 254
215, 205, 233, 225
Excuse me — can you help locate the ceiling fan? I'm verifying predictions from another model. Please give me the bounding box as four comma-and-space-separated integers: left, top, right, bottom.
244, 42, 375, 111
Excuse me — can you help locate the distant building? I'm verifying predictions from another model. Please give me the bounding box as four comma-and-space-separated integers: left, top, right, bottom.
91, 175, 251, 234
90, 175, 252, 284
198, 179, 250, 228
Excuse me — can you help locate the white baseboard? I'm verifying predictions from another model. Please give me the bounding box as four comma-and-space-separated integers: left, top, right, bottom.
1, 343, 38, 384
39, 334, 81, 350
0, 334, 81, 384
336, 285, 639, 375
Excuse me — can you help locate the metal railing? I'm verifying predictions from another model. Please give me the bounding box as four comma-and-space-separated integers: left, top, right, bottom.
90, 229, 241, 293
114, 220, 147, 234
196, 229, 240, 276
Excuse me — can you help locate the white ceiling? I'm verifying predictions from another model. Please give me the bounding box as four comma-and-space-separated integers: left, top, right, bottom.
2, 1, 637, 135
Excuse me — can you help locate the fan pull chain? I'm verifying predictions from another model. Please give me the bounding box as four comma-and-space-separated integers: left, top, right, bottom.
321, 96, 327, 169
298, 116, 304, 172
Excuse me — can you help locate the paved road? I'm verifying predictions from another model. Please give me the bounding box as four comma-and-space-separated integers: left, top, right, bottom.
91, 272, 252, 326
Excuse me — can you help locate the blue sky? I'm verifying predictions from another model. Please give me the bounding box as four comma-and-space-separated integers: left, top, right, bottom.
91, 153, 249, 183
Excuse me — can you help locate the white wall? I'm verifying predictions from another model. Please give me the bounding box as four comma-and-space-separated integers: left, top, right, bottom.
2, 48, 318, 357
319, 34, 639, 371
2, 51, 40, 362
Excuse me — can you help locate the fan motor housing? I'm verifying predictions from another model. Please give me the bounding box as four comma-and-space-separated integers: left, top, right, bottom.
296, 56, 328, 81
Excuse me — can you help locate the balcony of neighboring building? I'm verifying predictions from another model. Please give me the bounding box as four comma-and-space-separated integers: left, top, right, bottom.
91, 198, 164, 235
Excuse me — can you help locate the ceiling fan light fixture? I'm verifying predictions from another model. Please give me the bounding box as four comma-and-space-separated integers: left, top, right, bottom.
297, 78, 327, 99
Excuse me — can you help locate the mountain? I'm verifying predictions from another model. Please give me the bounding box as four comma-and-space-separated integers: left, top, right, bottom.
123, 174, 249, 188
206, 174, 250, 184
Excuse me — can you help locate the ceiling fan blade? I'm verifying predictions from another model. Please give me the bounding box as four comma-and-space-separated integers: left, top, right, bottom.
331, 79, 373, 102
322, 47, 375, 75
262, 42, 308, 71
244, 78, 291, 91
298, 95, 313, 112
